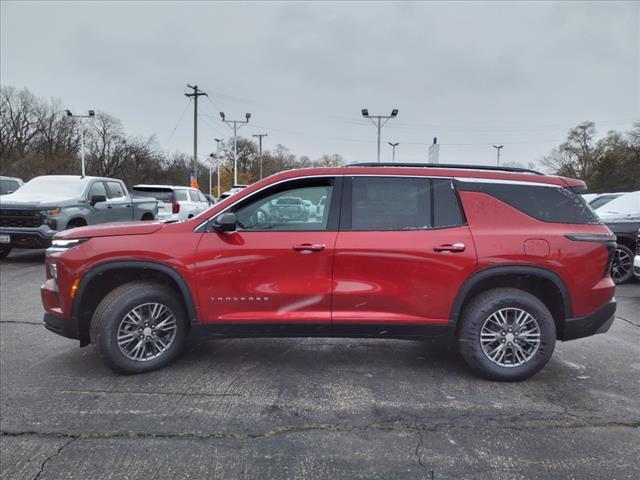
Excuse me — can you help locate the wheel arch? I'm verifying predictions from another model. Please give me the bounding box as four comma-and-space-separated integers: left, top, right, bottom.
72, 260, 198, 347
450, 265, 572, 338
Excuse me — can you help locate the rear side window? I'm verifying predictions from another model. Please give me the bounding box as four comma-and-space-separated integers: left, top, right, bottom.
174, 189, 188, 201
457, 181, 600, 224
345, 177, 465, 231
105, 181, 125, 199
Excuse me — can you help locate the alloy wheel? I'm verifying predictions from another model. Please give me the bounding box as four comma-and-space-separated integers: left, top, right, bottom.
480, 307, 541, 368
117, 302, 177, 362
611, 247, 632, 283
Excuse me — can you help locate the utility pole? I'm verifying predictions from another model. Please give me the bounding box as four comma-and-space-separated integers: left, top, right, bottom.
185, 84, 208, 182
220, 112, 251, 185
214, 138, 223, 196
252, 133, 268, 180
362, 108, 398, 162
65, 109, 95, 177
388, 142, 399, 163
492, 145, 504, 166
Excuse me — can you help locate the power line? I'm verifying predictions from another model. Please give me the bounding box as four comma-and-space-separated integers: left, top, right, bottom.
166, 98, 192, 146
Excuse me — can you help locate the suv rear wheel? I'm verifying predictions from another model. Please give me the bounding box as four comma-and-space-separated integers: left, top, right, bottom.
458, 288, 556, 381
611, 244, 634, 284
90, 282, 188, 374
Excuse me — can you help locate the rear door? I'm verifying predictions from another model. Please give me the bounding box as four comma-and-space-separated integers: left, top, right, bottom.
332, 176, 477, 326
105, 181, 133, 221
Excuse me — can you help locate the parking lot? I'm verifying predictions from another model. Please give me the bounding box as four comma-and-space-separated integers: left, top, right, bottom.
0, 249, 638, 479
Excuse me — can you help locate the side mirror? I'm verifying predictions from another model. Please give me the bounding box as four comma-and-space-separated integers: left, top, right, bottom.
90, 194, 107, 206
211, 212, 237, 232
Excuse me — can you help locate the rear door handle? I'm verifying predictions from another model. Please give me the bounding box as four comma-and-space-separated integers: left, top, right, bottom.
293, 243, 326, 254
434, 242, 465, 253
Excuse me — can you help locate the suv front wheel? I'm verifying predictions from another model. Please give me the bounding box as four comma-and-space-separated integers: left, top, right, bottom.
90, 282, 189, 374
458, 288, 556, 381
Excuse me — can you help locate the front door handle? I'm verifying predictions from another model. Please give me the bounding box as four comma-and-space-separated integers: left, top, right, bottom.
434, 242, 465, 253
293, 243, 326, 254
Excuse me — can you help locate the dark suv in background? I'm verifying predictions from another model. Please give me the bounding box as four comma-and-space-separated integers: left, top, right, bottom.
41, 164, 616, 381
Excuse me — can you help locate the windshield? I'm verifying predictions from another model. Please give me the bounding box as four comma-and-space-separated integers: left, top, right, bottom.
596, 191, 640, 215
3, 176, 87, 200
0, 179, 21, 195
589, 194, 622, 210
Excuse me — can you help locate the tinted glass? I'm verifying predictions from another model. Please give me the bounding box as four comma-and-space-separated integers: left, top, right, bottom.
234, 184, 333, 231
457, 181, 600, 224
351, 177, 431, 230
188, 190, 200, 202
106, 182, 125, 199
88, 182, 107, 198
132, 188, 174, 201
174, 189, 188, 201
0, 179, 21, 195
433, 179, 465, 228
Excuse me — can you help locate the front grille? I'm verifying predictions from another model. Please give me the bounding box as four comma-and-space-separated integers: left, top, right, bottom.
0, 209, 44, 228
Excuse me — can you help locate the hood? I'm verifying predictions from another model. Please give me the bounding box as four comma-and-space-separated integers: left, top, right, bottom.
55, 221, 165, 240
0, 195, 79, 209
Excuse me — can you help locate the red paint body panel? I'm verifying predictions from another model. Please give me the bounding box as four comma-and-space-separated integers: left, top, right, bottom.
332, 227, 477, 325
194, 231, 338, 323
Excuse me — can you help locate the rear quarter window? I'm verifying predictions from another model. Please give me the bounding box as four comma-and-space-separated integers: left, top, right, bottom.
174, 189, 188, 201
457, 181, 600, 224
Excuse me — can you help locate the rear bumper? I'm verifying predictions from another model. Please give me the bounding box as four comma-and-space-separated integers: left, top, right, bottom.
43, 312, 79, 340
634, 255, 640, 279
0, 227, 55, 249
560, 299, 617, 341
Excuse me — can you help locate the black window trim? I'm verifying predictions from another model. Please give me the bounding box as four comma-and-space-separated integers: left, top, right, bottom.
339, 175, 467, 232
204, 176, 344, 233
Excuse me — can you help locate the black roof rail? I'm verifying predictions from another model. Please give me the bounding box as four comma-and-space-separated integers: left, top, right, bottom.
343, 162, 544, 175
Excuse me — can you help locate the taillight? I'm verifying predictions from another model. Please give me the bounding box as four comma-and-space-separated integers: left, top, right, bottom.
565, 233, 617, 278
172, 201, 180, 214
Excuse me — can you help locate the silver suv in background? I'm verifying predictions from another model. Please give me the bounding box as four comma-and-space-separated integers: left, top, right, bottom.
0, 175, 157, 258
132, 185, 209, 221
0, 176, 24, 195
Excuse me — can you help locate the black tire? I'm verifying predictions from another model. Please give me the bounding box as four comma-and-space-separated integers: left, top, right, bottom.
457, 288, 556, 382
0, 246, 12, 259
611, 244, 634, 285
141, 213, 154, 221
90, 282, 188, 374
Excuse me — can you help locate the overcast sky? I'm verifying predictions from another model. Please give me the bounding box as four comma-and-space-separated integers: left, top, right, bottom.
2, 1, 639, 167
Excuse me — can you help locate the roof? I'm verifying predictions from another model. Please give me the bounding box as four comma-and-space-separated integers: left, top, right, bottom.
132, 184, 198, 190
31, 175, 120, 183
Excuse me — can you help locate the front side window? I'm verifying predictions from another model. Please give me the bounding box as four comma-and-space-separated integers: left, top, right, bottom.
234, 181, 334, 231
88, 182, 107, 198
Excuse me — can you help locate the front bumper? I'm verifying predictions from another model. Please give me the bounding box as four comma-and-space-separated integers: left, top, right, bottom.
560, 299, 617, 341
43, 312, 79, 340
0, 227, 56, 249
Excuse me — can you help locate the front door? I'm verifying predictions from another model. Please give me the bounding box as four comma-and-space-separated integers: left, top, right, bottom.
105, 181, 132, 222
195, 176, 341, 324
332, 176, 477, 326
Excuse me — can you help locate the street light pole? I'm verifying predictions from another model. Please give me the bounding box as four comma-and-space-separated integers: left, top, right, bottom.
220, 112, 251, 185
214, 138, 223, 196
252, 133, 267, 180
65, 109, 95, 177
361, 109, 398, 162
388, 142, 399, 163
492, 145, 504, 166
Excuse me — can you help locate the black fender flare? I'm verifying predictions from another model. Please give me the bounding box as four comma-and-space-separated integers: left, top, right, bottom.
72, 260, 198, 346
449, 265, 573, 326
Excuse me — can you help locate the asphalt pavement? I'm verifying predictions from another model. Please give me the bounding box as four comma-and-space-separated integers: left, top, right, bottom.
1, 249, 639, 479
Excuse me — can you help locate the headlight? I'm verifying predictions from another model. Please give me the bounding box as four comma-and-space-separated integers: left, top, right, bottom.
48, 238, 89, 253
41, 208, 61, 217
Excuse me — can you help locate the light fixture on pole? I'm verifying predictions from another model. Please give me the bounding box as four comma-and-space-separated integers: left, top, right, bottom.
362, 108, 398, 162
65, 109, 95, 177
492, 145, 504, 166
388, 142, 399, 163
220, 112, 251, 185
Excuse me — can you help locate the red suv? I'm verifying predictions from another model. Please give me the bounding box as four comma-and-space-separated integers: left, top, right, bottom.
41, 164, 617, 381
